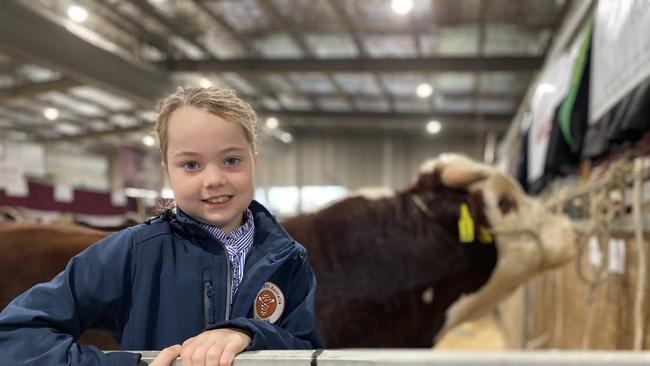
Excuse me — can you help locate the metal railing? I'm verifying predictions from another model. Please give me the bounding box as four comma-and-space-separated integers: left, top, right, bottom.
128, 349, 650, 365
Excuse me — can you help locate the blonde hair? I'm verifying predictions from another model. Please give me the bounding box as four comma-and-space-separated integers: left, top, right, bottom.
154, 87, 259, 164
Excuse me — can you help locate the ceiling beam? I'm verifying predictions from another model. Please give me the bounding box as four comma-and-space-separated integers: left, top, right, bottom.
128, 0, 211, 57
250, 90, 520, 103
256, 0, 312, 58
472, 0, 492, 158
30, 108, 513, 143
35, 124, 150, 143
328, 1, 391, 111
0, 0, 173, 105
162, 55, 543, 73
280, 115, 511, 133
255, 1, 331, 111
191, 0, 256, 55
83, 0, 171, 53
258, 109, 512, 124
0, 78, 80, 102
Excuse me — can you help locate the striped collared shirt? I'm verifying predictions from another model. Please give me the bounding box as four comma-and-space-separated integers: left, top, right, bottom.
195, 209, 255, 299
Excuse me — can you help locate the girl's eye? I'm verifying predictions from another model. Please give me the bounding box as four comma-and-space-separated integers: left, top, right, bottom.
181, 161, 199, 170
224, 157, 241, 166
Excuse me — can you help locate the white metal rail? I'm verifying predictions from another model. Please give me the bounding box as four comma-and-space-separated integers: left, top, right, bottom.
129, 350, 650, 365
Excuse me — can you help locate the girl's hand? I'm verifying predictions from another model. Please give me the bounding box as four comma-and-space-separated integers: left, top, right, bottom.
180, 328, 252, 366
149, 344, 181, 366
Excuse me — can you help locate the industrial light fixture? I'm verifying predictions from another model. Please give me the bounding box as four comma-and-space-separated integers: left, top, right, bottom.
280, 131, 293, 144
265, 117, 279, 129
67, 5, 88, 23
199, 78, 213, 88
391, 0, 414, 15
426, 120, 442, 135
43, 107, 59, 121
416, 83, 434, 98
142, 135, 155, 147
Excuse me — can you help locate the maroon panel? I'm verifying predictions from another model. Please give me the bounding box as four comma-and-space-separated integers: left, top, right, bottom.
0, 182, 72, 212
72, 189, 127, 215
0, 181, 139, 216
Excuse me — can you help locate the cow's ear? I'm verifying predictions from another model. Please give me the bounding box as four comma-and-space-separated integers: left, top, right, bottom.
439, 165, 487, 189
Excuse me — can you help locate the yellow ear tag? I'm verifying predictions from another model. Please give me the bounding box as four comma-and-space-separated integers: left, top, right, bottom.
458, 203, 474, 243
478, 226, 494, 244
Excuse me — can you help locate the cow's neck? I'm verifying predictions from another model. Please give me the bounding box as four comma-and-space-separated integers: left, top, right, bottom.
304, 190, 498, 347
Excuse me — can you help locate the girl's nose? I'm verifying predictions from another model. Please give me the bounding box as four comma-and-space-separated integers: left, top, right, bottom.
203, 165, 226, 188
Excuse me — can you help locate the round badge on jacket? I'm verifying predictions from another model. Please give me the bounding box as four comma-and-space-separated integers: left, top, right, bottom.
254, 282, 285, 324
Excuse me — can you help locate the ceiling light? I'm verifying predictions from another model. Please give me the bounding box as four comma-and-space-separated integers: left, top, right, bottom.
391, 0, 414, 15
280, 132, 293, 144
142, 135, 155, 147
43, 107, 59, 121
265, 117, 279, 129
426, 120, 442, 135
416, 83, 434, 98
67, 5, 88, 23
199, 78, 212, 88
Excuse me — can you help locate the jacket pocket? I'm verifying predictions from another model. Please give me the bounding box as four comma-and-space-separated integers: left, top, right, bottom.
203, 280, 215, 327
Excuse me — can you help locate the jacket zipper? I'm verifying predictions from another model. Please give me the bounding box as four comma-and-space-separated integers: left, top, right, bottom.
203, 281, 215, 326
224, 256, 232, 321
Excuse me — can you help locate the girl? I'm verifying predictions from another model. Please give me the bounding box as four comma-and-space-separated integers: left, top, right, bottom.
0, 87, 324, 366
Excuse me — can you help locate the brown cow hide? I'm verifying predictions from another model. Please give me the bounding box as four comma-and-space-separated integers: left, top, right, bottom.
0, 223, 119, 350
283, 177, 497, 347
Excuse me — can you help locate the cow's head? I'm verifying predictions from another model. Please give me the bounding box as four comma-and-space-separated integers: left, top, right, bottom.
419, 154, 576, 338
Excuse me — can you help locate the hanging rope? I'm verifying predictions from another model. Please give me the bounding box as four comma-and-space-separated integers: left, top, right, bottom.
542, 157, 649, 350
576, 162, 627, 349
632, 158, 648, 350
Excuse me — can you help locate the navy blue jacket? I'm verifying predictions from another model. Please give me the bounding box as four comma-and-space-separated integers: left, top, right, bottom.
0, 201, 324, 365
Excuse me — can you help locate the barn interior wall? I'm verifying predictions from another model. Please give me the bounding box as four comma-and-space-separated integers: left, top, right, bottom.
256, 130, 480, 190
1, 140, 111, 192
45, 148, 110, 191
4, 130, 480, 205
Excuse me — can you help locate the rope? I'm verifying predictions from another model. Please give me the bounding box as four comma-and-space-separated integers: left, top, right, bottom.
576, 162, 627, 349
552, 201, 566, 347
524, 275, 551, 349
632, 158, 648, 350
541, 158, 649, 350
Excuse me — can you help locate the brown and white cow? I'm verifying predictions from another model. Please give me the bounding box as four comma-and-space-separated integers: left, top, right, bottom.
283, 154, 576, 347
0, 154, 576, 349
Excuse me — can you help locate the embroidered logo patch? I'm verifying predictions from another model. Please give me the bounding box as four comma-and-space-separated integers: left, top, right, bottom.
254, 282, 285, 323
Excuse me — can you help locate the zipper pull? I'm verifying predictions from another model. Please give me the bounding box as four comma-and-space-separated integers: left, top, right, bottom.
204, 281, 215, 326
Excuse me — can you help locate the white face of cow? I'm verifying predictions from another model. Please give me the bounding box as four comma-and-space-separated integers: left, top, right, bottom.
421, 154, 577, 340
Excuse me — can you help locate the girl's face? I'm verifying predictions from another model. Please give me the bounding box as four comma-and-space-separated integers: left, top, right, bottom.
165, 106, 255, 234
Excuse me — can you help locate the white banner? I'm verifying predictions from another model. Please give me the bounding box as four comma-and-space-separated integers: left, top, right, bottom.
54, 184, 74, 203
591, 0, 650, 123
0, 141, 46, 178
527, 32, 582, 184
0, 161, 28, 197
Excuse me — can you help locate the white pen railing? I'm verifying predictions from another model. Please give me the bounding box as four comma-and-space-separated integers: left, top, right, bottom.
125, 349, 650, 366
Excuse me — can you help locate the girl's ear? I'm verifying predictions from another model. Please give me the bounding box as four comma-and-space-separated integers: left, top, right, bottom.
161, 161, 169, 177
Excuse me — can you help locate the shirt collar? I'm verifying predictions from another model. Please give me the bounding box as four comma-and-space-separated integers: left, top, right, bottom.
177, 207, 255, 250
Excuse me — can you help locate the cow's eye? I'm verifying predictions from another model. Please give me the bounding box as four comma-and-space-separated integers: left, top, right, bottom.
498, 194, 517, 215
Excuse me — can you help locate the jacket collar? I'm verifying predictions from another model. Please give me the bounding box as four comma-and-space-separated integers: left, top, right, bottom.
160, 201, 297, 262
